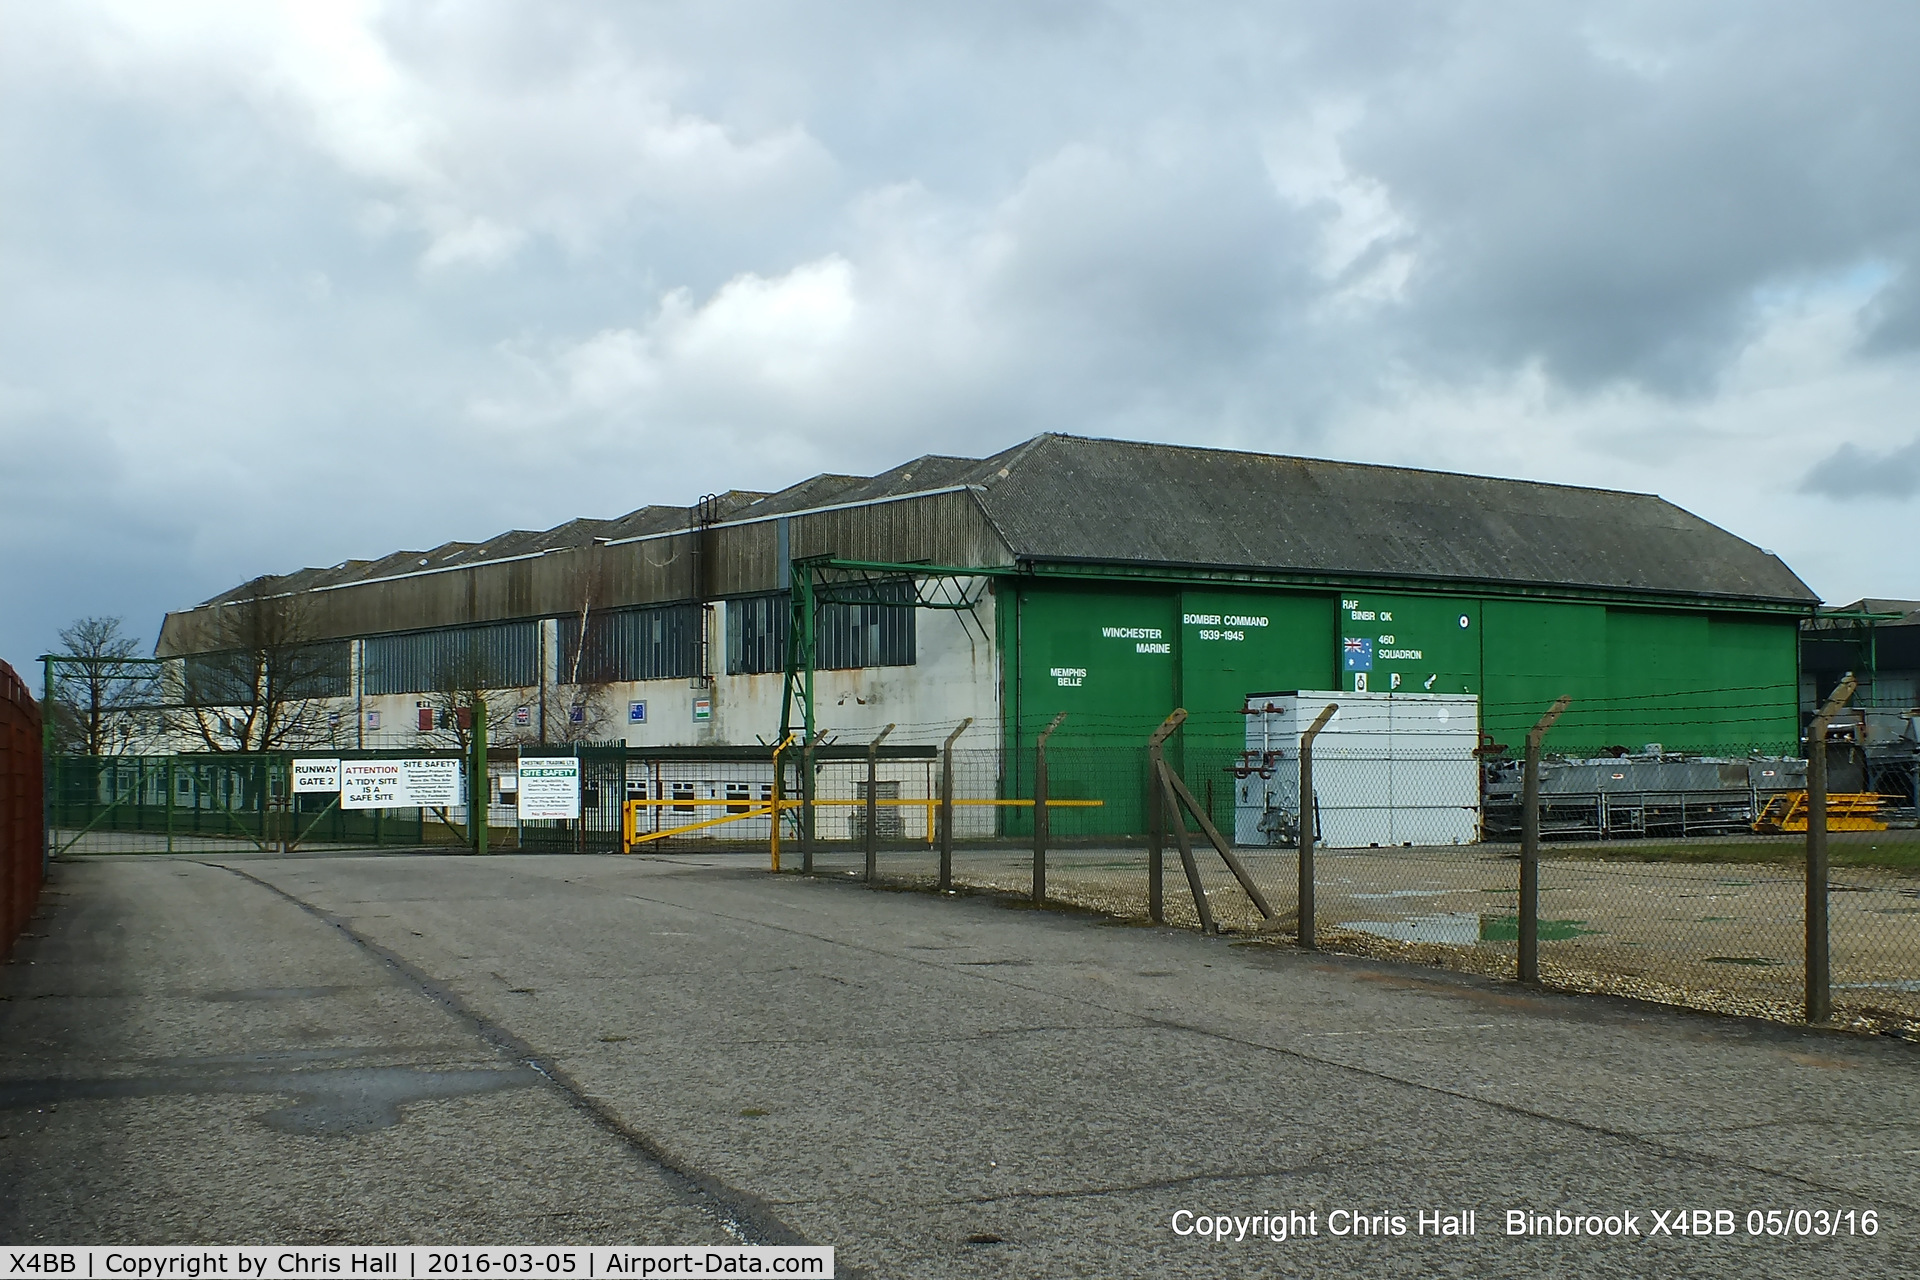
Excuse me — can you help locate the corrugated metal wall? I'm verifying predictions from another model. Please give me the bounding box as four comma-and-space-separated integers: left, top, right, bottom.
157, 488, 1010, 655
0, 660, 44, 960
182, 642, 351, 703
559, 603, 701, 683
363, 621, 540, 695
725, 585, 917, 675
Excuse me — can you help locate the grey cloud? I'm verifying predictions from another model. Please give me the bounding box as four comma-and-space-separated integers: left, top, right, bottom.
1343, 5, 1920, 391
9, 1, 1920, 665
1800, 436, 1920, 500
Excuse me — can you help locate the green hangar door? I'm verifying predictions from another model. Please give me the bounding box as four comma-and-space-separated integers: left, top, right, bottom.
1178, 591, 1336, 760
1014, 586, 1178, 835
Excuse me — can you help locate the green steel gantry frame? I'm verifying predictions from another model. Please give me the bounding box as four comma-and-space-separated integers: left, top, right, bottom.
777, 557, 1006, 746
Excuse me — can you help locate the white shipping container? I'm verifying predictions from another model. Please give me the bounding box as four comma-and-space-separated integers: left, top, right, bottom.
1236, 690, 1481, 848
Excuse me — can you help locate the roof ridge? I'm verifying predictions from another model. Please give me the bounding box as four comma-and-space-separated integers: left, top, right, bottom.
1041, 432, 1668, 503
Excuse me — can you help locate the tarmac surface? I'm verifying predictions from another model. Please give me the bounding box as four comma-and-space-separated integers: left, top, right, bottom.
2, 851, 1915, 1278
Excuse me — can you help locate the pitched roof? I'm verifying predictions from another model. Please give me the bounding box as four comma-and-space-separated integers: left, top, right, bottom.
965, 435, 1817, 604
1827, 598, 1920, 620
189, 492, 768, 608
190, 433, 1816, 610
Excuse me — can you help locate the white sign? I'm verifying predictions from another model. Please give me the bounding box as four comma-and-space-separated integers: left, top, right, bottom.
341, 758, 464, 810
517, 756, 581, 820
291, 758, 341, 793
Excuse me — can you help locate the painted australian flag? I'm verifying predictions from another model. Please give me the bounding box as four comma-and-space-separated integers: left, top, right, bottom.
1342, 636, 1373, 672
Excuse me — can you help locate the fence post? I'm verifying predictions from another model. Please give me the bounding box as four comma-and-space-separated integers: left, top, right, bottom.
1145, 710, 1188, 925
165, 755, 174, 854
770, 735, 792, 873
801, 742, 815, 874
1156, 757, 1216, 932
937, 719, 972, 891
1518, 695, 1573, 984
1033, 712, 1067, 905
865, 724, 894, 884
472, 694, 488, 857
1807, 674, 1857, 1023
1297, 703, 1340, 950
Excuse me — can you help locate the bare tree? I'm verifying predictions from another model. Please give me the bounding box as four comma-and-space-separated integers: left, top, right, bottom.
407, 555, 622, 755
170, 587, 346, 752
51, 616, 159, 756
415, 648, 535, 755
541, 547, 623, 746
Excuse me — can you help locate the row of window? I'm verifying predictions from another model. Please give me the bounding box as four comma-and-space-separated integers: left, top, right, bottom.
364, 621, 539, 695
726, 582, 918, 674
180, 591, 917, 700
182, 643, 351, 703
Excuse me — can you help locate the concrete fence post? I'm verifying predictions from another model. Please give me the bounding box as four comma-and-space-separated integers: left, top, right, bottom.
1145, 710, 1188, 925
1033, 712, 1067, 905
937, 718, 971, 892
1518, 695, 1573, 984
1296, 703, 1340, 950
1807, 674, 1857, 1023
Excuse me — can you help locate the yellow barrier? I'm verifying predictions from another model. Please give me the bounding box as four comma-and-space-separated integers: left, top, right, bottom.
1751, 791, 1887, 834
620, 795, 1104, 856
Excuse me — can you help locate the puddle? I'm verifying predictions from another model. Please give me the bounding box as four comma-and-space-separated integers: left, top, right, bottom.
0, 1066, 536, 1137
1835, 979, 1920, 992
1478, 916, 1598, 942
1342, 913, 1484, 945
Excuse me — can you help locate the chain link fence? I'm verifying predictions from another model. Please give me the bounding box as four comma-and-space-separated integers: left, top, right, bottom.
776, 715, 1918, 1037
38, 693, 1920, 1034
43, 747, 639, 855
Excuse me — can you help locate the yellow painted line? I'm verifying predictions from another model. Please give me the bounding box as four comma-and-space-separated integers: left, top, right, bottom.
625, 797, 1101, 808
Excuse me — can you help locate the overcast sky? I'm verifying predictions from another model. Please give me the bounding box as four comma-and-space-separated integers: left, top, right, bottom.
4, 1, 1918, 667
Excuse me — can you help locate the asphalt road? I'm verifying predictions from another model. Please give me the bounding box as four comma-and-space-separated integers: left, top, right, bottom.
1, 852, 1914, 1278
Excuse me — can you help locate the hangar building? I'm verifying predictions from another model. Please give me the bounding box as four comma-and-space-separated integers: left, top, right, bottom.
156, 434, 1819, 783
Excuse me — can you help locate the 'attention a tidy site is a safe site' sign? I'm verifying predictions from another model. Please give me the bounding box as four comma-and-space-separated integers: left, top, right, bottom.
326, 759, 464, 810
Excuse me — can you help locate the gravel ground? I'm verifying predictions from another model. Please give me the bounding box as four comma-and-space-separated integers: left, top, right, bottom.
794, 839, 1920, 1035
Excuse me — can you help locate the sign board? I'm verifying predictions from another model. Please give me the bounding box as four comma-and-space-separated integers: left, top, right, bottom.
365, 710, 381, 730
569, 704, 586, 725
341, 758, 464, 810
517, 756, 581, 820
291, 759, 341, 793
692, 697, 712, 722
1338, 594, 1480, 696
628, 700, 648, 724
514, 706, 531, 727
